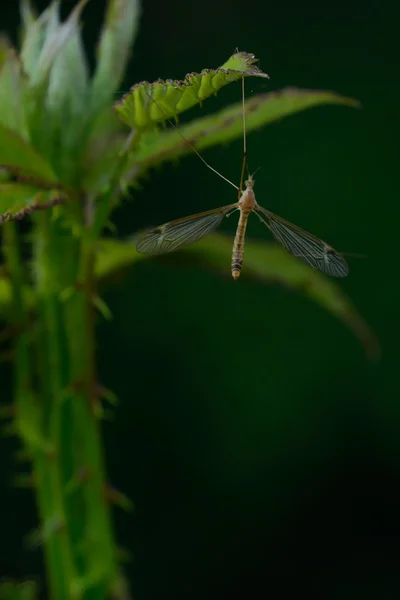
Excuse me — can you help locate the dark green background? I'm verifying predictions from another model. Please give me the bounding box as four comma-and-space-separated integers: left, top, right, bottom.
1, 0, 400, 597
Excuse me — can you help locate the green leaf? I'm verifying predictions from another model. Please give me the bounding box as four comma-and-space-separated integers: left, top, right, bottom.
0, 276, 13, 314
0, 183, 64, 222
21, 0, 89, 165
0, 37, 28, 137
0, 183, 38, 218
95, 235, 378, 358
0, 580, 38, 600
19, 0, 37, 32
132, 88, 360, 172
91, 0, 141, 116
19, 0, 58, 82
0, 125, 58, 182
81, 107, 126, 195
0, 275, 34, 318
44, 2, 90, 180
26, 0, 89, 89
46, 16, 89, 122
114, 51, 269, 129
95, 238, 147, 281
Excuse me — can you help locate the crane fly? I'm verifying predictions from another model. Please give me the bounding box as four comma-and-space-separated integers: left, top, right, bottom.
136, 61, 349, 279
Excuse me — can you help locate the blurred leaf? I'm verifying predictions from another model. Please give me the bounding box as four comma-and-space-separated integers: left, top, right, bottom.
114, 51, 269, 129
82, 107, 126, 194
91, 0, 141, 116
0, 125, 58, 181
0, 580, 38, 600
21, 0, 89, 164
19, 0, 37, 34
0, 183, 64, 222
95, 238, 147, 280
0, 183, 39, 219
44, 1, 90, 180
132, 88, 360, 172
19, 0, 58, 81
0, 276, 33, 318
46, 11, 89, 118
95, 235, 378, 358
0, 37, 28, 137
28, 0, 89, 89
0, 276, 13, 313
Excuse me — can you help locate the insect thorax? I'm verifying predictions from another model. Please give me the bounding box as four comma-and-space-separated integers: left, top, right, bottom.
239, 187, 257, 211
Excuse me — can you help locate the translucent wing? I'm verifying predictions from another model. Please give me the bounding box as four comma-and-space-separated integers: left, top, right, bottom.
137, 204, 238, 254
255, 205, 349, 277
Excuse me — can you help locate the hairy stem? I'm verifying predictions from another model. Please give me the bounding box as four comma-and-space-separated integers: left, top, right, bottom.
91, 130, 140, 238
61, 202, 121, 596
32, 212, 77, 599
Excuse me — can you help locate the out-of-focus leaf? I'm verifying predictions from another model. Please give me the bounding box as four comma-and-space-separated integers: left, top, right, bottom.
28, 0, 89, 89
114, 51, 269, 129
0, 275, 34, 317
0, 579, 38, 600
21, 0, 90, 168
0, 183, 39, 218
0, 276, 13, 313
0, 38, 28, 137
91, 0, 141, 116
0, 183, 64, 222
132, 88, 360, 172
44, 3, 90, 181
19, 0, 58, 80
81, 107, 126, 194
95, 238, 147, 281
19, 0, 37, 33
46, 17, 89, 121
0, 125, 58, 182
94, 235, 378, 358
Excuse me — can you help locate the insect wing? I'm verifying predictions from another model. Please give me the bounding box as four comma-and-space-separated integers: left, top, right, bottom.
136, 204, 237, 254
256, 206, 349, 277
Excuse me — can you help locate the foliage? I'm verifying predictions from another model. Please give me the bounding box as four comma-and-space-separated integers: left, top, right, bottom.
0, 0, 374, 598
0, 579, 38, 600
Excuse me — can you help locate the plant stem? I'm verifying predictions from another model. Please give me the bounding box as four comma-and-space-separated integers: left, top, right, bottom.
62, 205, 121, 596
91, 129, 140, 238
2, 219, 77, 599
3, 166, 127, 600
33, 211, 78, 598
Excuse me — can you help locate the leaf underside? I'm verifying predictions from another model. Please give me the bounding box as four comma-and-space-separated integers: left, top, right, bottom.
0, 183, 65, 223
131, 87, 360, 174
114, 51, 269, 129
93, 234, 379, 359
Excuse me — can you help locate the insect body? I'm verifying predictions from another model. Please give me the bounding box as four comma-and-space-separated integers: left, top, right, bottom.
136, 64, 349, 279
231, 175, 255, 279
136, 172, 348, 279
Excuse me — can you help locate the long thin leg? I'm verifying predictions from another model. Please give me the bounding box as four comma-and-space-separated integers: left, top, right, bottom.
238, 74, 247, 200
146, 89, 239, 192
226, 206, 240, 218
254, 209, 272, 231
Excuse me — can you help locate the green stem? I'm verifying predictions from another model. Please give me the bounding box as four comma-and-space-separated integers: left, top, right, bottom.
2, 220, 76, 599
33, 211, 78, 599
3, 166, 127, 599
62, 204, 120, 596
91, 129, 140, 238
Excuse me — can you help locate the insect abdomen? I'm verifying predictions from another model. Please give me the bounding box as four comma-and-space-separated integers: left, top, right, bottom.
231, 209, 250, 280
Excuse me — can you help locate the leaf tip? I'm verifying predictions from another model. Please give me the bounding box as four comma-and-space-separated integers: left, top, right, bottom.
230, 50, 270, 79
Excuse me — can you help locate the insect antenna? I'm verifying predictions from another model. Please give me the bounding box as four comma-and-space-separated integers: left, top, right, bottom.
250, 165, 262, 178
